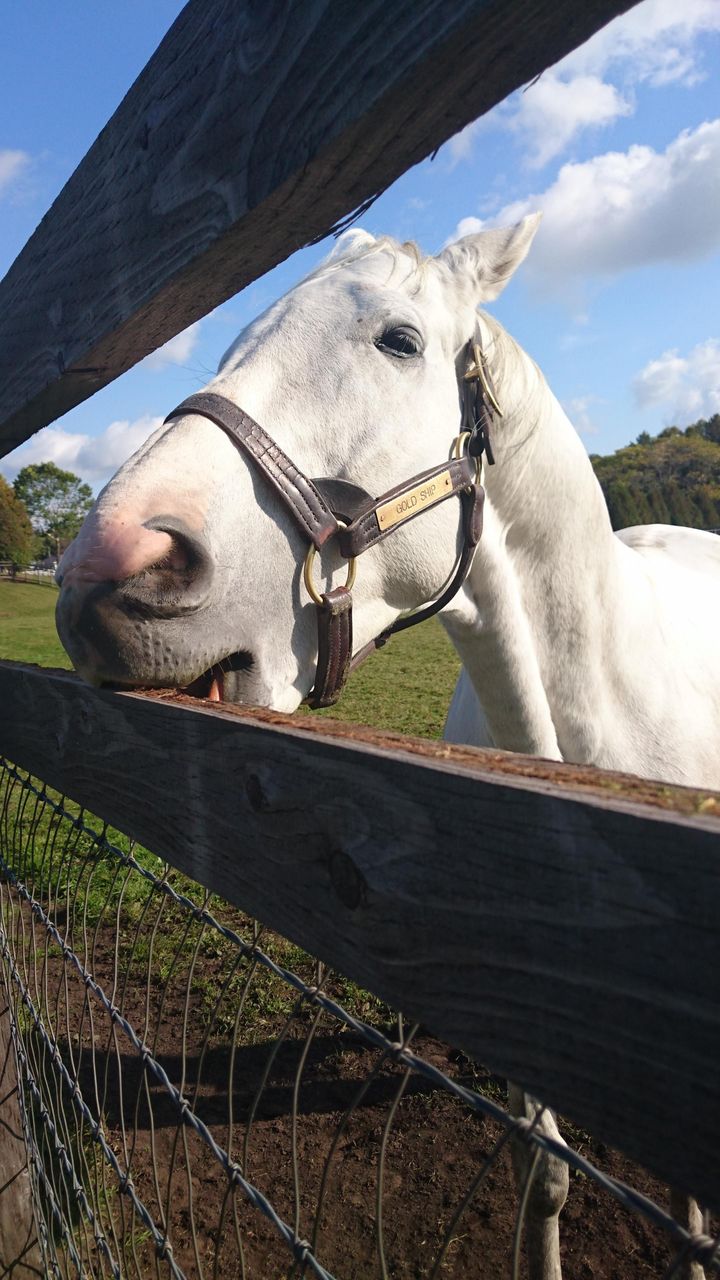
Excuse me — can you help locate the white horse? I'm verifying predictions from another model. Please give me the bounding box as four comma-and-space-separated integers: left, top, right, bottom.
56, 216, 720, 1279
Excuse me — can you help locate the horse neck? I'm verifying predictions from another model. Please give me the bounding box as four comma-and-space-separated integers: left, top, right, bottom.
443, 316, 622, 761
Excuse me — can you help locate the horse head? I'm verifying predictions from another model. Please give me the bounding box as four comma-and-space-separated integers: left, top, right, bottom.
56, 215, 540, 709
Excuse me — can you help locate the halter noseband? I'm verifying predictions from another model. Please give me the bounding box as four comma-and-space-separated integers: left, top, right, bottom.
164, 337, 500, 708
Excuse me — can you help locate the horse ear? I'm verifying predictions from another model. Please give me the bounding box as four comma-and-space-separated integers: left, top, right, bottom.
436, 213, 541, 302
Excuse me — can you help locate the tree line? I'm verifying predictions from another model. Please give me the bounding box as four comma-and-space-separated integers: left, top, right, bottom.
0, 463, 93, 564
1, 416, 719, 563
590, 414, 720, 531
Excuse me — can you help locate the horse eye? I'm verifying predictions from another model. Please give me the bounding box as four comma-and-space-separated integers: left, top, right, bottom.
375, 326, 423, 358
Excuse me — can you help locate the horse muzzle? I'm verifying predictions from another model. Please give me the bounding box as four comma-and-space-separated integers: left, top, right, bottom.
55, 516, 226, 688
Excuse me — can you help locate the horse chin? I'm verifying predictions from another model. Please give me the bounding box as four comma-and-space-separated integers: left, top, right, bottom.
57, 582, 287, 710
56, 579, 258, 700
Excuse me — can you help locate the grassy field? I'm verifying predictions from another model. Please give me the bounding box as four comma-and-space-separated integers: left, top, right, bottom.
318, 612, 459, 737
0, 578, 460, 738
0, 580, 70, 669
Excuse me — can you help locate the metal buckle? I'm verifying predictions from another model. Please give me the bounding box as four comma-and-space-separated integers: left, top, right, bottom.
303, 521, 357, 606
451, 431, 481, 482
464, 341, 503, 417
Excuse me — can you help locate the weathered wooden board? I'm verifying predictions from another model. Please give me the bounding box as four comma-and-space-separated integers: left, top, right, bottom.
0, 661, 719, 1209
0, 0, 637, 453
0, 973, 41, 1277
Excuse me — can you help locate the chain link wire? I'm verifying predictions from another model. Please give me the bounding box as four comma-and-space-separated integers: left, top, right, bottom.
0, 755, 718, 1278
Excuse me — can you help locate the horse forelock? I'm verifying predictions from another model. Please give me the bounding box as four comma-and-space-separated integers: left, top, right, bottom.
304, 232, 430, 294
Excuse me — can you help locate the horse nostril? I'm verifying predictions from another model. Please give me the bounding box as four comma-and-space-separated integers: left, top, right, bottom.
169, 540, 191, 572
117, 516, 215, 616
143, 534, 192, 575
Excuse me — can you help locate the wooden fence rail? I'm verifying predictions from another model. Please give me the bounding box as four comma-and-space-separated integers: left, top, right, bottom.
0, 0, 635, 452
1, 659, 719, 1213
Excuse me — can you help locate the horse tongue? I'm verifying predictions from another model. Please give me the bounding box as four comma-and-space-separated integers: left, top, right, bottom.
184, 665, 225, 700
207, 670, 223, 701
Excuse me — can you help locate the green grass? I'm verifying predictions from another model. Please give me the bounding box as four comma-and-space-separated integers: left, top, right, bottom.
0, 580, 70, 668
317, 614, 460, 738
0, 578, 460, 738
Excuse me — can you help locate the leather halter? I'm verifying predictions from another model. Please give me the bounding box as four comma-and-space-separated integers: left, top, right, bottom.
164, 337, 500, 709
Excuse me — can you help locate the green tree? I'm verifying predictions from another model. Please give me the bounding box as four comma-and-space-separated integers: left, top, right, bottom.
665, 481, 699, 528
13, 463, 93, 558
696, 486, 720, 527
628, 484, 653, 524
592, 416, 720, 532
647, 487, 670, 523
604, 481, 638, 529
703, 414, 720, 445
0, 476, 35, 563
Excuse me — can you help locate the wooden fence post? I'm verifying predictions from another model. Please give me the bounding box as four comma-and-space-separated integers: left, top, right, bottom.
0, 970, 41, 1278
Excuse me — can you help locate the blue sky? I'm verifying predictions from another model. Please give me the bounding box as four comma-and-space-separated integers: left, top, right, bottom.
1, 0, 719, 491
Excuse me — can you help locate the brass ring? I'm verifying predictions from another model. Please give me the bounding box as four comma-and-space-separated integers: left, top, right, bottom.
453, 431, 472, 459
451, 432, 481, 482
472, 341, 503, 417
303, 522, 357, 606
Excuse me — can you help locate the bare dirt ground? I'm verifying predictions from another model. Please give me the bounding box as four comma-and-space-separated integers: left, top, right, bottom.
60, 933, 707, 1280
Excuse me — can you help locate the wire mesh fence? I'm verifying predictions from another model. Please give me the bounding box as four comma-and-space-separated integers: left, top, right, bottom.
0, 752, 718, 1280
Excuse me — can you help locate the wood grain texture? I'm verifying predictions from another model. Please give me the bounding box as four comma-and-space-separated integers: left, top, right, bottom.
0, 0, 637, 452
0, 662, 719, 1209
0, 975, 41, 1277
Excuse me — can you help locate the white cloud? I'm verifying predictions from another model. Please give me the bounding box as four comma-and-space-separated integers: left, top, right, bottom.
0, 149, 30, 197
559, 315, 594, 352
446, 120, 489, 166
0, 415, 163, 489
559, 0, 720, 87
142, 322, 201, 371
633, 339, 720, 422
446, 0, 720, 167
483, 119, 720, 286
442, 215, 485, 248
510, 75, 631, 169
562, 395, 602, 436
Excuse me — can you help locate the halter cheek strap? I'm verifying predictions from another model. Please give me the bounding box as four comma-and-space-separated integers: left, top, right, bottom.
164, 336, 499, 709
164, 392, 339, 550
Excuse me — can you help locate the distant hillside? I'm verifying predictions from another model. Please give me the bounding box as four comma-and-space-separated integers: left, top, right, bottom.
590, 414, 720, 531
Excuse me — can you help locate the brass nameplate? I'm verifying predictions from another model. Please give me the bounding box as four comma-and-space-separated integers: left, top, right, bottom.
376, 470, 453, 531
